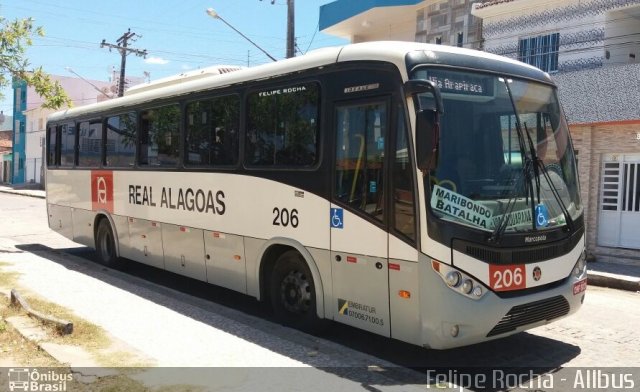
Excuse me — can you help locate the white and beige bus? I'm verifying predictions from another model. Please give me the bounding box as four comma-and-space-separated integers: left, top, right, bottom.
46, 41, 587, 349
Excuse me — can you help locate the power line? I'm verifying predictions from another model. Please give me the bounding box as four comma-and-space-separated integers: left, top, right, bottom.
100, 29, 148, 97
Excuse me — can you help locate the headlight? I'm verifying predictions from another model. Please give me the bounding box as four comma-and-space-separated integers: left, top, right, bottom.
445, 271, 461, 287
573, 249, 587, 278
432, 259, 487, 300
461, 279, 473, 294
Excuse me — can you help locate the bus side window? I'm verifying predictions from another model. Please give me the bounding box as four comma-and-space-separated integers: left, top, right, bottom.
246, 82, 319, 167
392, 108, 416, 242
334, 102, 387, 222
139, 105, 180, 167
77, 119, 102, 167
59, 122, 76, 167
47, 125, 58, 167
106, 112, 137, 168
186, 95, 240, 167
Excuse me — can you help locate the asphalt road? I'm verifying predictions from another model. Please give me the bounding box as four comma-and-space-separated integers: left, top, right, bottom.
1, 192, 638, 389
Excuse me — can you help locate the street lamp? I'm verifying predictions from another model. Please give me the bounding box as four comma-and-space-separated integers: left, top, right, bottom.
64, 67, 112, 99
206, 8, 277, 62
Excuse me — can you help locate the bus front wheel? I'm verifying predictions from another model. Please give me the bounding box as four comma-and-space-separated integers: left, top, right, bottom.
95, 219, 124, 269
269, 250, 319, 332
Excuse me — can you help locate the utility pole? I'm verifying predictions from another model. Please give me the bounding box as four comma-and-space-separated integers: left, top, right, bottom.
100, 29, 147, 97
260, 0, 295, 58
286, 0, 295, 58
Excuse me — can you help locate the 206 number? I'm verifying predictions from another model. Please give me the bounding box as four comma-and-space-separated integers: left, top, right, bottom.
489, 264, 526, 291
273, 207, 299, 228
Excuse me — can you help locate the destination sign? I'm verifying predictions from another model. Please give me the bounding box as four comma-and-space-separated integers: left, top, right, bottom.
425, 69, 494, 96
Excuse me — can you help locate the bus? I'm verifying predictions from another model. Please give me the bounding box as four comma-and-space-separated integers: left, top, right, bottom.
45, 41, 587, 349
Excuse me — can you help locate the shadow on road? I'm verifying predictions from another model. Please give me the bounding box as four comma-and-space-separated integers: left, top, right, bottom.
15, 243, 581, 390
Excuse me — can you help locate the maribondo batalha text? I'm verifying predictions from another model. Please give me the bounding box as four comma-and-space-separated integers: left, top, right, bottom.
128, 185, 226, 215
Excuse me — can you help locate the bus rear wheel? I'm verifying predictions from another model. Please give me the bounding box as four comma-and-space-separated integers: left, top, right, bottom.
95, 219, 124, 269
269, 250, 319, 332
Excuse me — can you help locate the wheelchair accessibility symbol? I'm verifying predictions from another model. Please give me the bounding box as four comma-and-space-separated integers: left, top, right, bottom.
330, 208, 344, 229
535, 204, 549, 228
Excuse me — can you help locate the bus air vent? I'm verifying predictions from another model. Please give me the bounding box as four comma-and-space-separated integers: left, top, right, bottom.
486, 295, 570, 337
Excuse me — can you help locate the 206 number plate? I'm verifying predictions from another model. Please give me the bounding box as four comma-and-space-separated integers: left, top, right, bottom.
490, 264, 526, 291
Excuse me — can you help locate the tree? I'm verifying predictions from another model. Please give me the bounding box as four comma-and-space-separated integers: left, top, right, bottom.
0, 14, 71, 109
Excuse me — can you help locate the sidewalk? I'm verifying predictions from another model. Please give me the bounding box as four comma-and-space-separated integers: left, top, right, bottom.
0, 184, 45, 199
1, 183, 638, 292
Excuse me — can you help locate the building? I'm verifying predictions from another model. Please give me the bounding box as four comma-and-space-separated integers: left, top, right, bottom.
319, 0, 482, 49
0, 111, 13, 183
12, 75, 113, 185
472, 0, 640, 264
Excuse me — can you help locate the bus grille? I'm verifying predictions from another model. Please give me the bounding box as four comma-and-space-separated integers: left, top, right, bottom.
487, 295, 570, 337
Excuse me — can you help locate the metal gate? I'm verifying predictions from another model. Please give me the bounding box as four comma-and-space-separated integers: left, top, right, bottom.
598, 154, 640, 249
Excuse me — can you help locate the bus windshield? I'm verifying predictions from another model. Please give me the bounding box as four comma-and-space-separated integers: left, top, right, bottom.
413, 68, 582, 234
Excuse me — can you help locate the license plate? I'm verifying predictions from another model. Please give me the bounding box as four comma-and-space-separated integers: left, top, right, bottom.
489, 264, 526, 291
573, 278, 587, 295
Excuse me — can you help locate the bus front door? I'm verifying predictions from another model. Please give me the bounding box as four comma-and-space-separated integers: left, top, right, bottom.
330, 100, 390, 337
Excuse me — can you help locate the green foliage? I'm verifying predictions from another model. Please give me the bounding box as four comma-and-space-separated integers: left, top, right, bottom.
0, 13, 72, 109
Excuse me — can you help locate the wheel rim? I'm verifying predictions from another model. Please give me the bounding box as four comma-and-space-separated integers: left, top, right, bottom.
279, 269, 311, 314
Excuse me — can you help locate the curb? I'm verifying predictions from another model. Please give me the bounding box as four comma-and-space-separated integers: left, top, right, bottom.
0, 189, 46, 199
587, 271, 640, 292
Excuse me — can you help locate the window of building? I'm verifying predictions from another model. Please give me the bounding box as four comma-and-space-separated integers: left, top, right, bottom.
246, 82, 319, 167
106, 112, 137, 167
186, 95, 240, 167
77, 120, 103, 167
59, 122, 76, 167
518, 33, 560, 73
430, 14, 448, 29
416, 9, 426, 32
14, 152, 20, 175
14, 120, 20, 145
14, 88, 21, 111
139, 105, 181, 167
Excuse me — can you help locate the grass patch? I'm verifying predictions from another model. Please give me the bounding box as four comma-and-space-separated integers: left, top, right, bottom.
0, 296, 59, 367
0, 270, 19, 289
13, 295, 151, 367
23, 296, 110, 351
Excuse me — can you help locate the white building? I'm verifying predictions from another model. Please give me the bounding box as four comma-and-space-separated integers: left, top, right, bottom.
472, 0, 640, 264
20, 75, 113, 185
319, 0, 482, 49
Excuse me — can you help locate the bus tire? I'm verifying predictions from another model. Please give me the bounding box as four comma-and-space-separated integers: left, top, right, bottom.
269, 250, 319, 332
95, 219, 124, 269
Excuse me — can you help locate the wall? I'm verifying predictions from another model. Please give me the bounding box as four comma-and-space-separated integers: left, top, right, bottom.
570, 122, 640, 263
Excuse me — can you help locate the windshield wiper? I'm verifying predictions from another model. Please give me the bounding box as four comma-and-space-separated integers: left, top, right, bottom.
488, 80, 535, 244
524, 116, 575, 233
523, 123, 542, 230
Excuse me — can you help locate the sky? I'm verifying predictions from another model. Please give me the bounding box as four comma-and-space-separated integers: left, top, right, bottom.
0, 0, 347, 114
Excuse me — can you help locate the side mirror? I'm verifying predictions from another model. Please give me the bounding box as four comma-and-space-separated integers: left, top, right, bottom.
405, 79, 443, 171
415, 109, 439, 171
404, 79, 444, 113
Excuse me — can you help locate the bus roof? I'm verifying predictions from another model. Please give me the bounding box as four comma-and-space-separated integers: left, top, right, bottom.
48, 41, 546, 122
